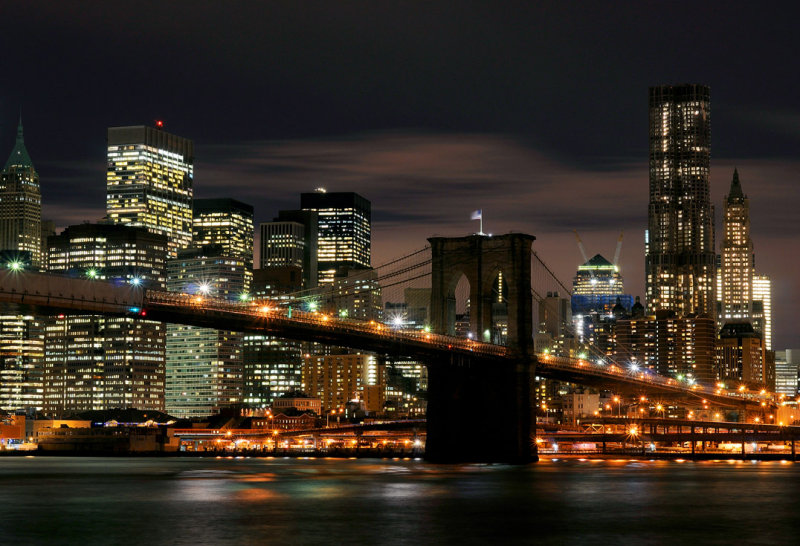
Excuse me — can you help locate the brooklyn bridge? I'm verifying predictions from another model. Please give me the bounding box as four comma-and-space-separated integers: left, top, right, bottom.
0, 233, 782, 463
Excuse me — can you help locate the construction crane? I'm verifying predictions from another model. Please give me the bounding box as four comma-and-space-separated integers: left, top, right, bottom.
612, 232, 624, 267
573, 230, 590, 265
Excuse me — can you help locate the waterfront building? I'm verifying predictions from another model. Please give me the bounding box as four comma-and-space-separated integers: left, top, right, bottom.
302, 352, 385, 413
106, 124, 194, 257
165, 246, 248, 418
646, 84, 715, 317
300, 191, 370, 285
260, 209, 318, 289
44, 224, 168, 415
0, 117, 42, 268
272, 391, 322, 415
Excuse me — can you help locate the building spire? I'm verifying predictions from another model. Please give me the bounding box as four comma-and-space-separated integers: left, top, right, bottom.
3, 109, 34, 171
727, 168, 745, 204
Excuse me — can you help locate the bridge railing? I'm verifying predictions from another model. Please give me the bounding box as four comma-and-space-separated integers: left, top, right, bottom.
143, 290, 508, 358
140, 291, 782, 403
539, 353, 777, 405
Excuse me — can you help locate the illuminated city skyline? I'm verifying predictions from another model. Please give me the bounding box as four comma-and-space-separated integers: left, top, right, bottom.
1, 4, 798, 348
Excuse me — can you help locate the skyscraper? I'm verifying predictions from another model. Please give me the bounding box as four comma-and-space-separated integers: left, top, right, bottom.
716, 322, 772, 389
300, 191, 370, 285
44, 224, 169, 415
259, 209, 318, 289
719, 169, 753, 325
165, 246, 249, 418
193, 198, 254, 270
572, 254, 631, 313
0, 313, 44, 412
774, 349, 800, 396
646, 84, 715, 317
0, 117, 42, 268
714, 170, 772, 351
106, 125, 194, 257
752, 274, 772, 351
242, 269, 310, 409
571, 254, 632, 356
615, 311, 716, 383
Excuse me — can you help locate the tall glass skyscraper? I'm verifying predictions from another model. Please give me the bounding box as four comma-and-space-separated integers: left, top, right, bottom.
300, 191, 370, 285
167, 198, 253, 418
106, 125, 194, 257
646, 84, 715, 317
165, 247, 249, 418
0, 117, 42, 268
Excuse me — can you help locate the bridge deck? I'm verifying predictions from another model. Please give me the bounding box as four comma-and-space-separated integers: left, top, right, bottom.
0, 270, 783, 410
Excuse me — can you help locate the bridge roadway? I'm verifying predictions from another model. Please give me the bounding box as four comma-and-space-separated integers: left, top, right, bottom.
0, 270, 778, 412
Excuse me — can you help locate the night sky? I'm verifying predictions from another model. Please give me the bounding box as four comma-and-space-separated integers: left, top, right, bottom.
2, 2, 798, 347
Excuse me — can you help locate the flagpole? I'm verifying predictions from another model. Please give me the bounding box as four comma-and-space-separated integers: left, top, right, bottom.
480, 214, 483, 235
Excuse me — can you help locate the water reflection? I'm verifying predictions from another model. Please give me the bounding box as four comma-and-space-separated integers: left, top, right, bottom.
0, 457, 799, 544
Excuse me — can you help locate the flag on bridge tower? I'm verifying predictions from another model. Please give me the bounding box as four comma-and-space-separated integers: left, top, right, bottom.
470, 209, 483, 235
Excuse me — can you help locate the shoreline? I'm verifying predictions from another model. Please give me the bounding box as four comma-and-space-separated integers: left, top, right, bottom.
3, 448, 799, 463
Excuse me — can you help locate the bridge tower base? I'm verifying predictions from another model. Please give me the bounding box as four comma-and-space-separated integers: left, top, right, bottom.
425, 356, 536, 464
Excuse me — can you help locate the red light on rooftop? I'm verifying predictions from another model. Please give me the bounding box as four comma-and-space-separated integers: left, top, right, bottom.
155, 120, 164, 128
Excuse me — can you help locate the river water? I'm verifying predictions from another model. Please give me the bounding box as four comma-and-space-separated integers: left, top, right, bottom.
0, 456, 797, 545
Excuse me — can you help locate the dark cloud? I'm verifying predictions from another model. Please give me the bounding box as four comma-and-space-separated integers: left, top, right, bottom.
0, 2, 798, 347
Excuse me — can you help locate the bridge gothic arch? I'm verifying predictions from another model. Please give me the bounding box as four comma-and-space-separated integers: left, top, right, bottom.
429, 233, 535, 355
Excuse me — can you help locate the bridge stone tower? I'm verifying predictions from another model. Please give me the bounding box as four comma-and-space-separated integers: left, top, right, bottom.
426, 233, 536, 463
429, 233, 535, 354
